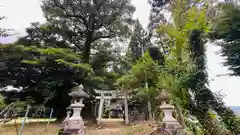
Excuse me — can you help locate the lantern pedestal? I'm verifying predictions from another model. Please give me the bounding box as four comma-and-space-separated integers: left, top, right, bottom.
160, 104, 181, 129
67, 102, 85, 134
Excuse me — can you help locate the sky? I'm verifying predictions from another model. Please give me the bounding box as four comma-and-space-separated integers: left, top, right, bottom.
0, 0, 239, 106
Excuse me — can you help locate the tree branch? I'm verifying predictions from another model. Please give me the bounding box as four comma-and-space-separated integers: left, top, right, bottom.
92, 0, 107, 30
53, 0, 88, 28
92, 34, 115, 42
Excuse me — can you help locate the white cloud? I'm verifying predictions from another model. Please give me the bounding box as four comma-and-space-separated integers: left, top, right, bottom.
0, 0, 239, 106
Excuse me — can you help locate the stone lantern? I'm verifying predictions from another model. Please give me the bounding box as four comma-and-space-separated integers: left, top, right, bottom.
63, 106, 71, 123
66, 84, 89, 135
158, 90, 181, 131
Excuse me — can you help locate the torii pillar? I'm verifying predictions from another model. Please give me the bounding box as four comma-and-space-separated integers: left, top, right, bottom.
97, 93, 104, 126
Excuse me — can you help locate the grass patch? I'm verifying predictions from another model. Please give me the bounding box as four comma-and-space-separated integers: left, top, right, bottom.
0, 118, 57, 126
123, 123, 153, 135
0, 123, 60, 135
0, 120, 155, 135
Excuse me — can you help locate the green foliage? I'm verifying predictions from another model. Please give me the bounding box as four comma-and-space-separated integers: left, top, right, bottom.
129, 20, 146, 61
117, 52, 155, 88
148, 0, 240, 134
0, 44, 80, 62
187, 29, 227, 135
0, 94, 6, 108
116, 48, 164, 115
211, 3, 240, 76
185, 117, 203, 135
117, 2, 214, 127
153, 1, 211, 111
157, 0, 210, 58
209, 2, 240, 133
0, 43, 103, 118
0, 44, 92, 76
55, 59, 93, 72
148, 0, 170, 30
41, 0, 135, 62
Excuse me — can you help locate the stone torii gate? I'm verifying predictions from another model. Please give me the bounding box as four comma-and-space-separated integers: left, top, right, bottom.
94, 89, 132, 125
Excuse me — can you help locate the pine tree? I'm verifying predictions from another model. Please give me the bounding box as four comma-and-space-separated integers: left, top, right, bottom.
129, 20, 146, 61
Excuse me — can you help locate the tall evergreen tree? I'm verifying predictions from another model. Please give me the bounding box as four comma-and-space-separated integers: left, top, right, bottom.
211, 2, 240, 76
188, 29, 216, 134
209, 2, 240, 133
148, 0, 170, 29
129, 20, 146, 61
188, 29, 240, 134
41, 0, 135, 63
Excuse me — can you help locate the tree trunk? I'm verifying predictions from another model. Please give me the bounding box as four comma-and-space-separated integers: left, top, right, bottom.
82, 100, 97, 125
148, 100, 152, 120
124, 90, 129, 124
175, 104, 185, 128
83, 41, 91, 63
83, 31, 93, 63
81, 31, 99, 125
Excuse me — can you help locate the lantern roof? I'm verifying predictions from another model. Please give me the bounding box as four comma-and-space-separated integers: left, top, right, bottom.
69, 85, 89, 99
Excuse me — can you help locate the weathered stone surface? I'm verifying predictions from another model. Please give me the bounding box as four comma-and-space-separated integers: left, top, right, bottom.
157, 89, 171, 103
69, 85, 89, 99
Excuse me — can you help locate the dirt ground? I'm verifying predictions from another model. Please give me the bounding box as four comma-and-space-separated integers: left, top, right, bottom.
0, 122, 154, 135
